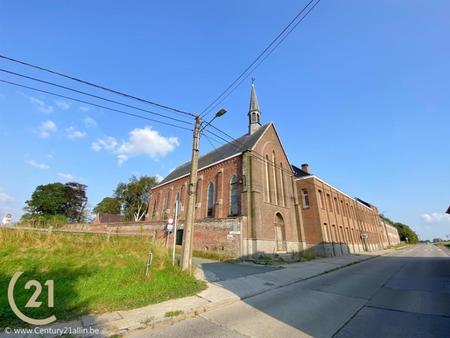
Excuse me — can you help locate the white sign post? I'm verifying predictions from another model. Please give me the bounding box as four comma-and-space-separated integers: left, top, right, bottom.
172, 200, 179, 266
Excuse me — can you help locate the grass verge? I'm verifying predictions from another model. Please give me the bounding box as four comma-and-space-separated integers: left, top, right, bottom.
0, 229, 205, 328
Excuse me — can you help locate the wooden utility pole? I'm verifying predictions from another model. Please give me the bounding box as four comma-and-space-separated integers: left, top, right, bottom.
180, 115, 201, 271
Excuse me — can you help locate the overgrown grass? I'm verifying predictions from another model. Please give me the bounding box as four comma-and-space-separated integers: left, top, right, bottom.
386, 243, 409, 250
0, 229, 205, 327
434, 242, 450, 249
164, 310, 183, 318
291, 249, 317, 262
173, 246, 236, 262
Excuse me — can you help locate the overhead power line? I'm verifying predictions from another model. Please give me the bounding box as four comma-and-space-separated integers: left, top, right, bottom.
200, 0, 321, 119
0, 79, 193, 132
0, 54, 195, 117
0, 68, 191, 126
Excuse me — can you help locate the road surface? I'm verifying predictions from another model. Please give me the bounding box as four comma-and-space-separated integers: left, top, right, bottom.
130, 244, 450, 338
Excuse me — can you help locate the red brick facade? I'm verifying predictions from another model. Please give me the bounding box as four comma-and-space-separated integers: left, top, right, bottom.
145, 84, 399, 258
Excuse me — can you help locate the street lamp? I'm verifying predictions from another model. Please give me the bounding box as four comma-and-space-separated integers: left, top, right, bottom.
200, 108, 227, 133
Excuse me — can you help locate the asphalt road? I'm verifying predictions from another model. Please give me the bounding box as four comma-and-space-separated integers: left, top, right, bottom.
131, 245, 450, 338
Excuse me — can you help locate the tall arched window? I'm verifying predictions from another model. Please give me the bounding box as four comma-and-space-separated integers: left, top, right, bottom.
279, 162, 285, 206
265, 155, 271, 203
272, 151, 278, 205
207, 182, 215, 217
175, 192, 180, 216
180, 185, 185, 208
162, 197, 168, 220
229, 175, 239, 216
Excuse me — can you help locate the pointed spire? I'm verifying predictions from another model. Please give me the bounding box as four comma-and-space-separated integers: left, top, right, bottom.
249, 78, 260, 113
248, 79, 261, 135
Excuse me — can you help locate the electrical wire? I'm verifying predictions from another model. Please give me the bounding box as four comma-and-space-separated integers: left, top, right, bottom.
0, 79, 193, 131
200, 0, 321, 118
0, 54, 195, 117
0, 68, 192, 125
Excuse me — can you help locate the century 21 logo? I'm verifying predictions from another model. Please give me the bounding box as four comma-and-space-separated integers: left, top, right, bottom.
7, 272, 57, 325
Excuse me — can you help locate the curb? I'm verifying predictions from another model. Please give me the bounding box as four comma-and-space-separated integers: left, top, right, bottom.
123, 251, 397, 336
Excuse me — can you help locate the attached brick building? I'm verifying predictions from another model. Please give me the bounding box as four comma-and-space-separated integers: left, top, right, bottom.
147, 84, 400, 257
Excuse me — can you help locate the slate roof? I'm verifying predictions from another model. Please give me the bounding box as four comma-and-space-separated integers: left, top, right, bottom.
291, 164, 311, 178
155, 123, 271, 187
446, 206, 450, 214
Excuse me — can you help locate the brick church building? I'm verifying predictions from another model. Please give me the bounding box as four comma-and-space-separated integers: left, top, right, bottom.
147, 84, 399, 257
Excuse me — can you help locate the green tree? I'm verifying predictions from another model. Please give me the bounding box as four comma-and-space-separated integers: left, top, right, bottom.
25, 183, 67, 215
380, 214, 419, 243
114, 176, 158, 221
393, 222, 419, 243
93, 197, 121, 214
24, 182, 88, 223
64, 182, 88, 222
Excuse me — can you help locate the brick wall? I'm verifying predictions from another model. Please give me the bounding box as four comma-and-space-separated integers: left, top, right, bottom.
148, 156, 242, 222
63, 217, 242, 257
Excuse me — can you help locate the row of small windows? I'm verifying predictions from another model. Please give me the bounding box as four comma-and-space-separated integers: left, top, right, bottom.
301, 189, 378, 231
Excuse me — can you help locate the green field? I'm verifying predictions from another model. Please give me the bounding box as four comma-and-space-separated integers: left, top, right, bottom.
0, 229, 205, 327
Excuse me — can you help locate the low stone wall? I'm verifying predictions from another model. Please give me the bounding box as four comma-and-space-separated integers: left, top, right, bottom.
62, 217, 242, 257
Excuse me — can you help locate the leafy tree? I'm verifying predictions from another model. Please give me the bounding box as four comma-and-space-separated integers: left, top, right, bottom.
93, 197, 121, 214
25, 183, 67, 215
380, 214, 419, 243
64, 182, 88, 222
24, 182, 88, 223
114, 176, 158, 221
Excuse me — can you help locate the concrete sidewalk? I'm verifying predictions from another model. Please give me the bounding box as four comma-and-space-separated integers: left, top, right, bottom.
11, 248, 400, 337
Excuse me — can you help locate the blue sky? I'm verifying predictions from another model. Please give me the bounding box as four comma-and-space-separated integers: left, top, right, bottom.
0, 0, 449, 240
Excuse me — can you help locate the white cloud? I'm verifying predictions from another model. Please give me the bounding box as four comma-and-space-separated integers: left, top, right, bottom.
83, 116, 97, 127
422, 212, 450, 224
55, 100, 70, 110
38, 120, 57, 138
155, 174, 164, 183
79, 106, 91, 112
92, 127, 179, 165
0, 192, 14, 203
92, 136, 118, 152
57, 172, 75, 181
26, 159, 50, 170
30, 97, 54, 113
66, 126, 87, 140
116, 127, 179, 164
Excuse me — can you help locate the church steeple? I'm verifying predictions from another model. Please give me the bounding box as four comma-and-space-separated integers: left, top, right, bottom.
248, 80, 261, 135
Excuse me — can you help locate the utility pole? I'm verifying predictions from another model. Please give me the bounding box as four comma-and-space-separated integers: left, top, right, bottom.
180, 115, 201, 272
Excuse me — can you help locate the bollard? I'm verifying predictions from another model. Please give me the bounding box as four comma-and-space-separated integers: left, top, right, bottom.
48, 226, 53, 237
106, 231, 111, 242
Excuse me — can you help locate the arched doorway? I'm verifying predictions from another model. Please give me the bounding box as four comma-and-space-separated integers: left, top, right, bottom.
274, 213, 287, 252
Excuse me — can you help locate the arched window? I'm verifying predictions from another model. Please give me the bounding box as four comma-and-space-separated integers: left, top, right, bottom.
302, 189, 310, 208
318, 190, 324, 209
152, 192, 160, 220
180, 184, 185, 208
196, 178, 202, 205
279, 162, 285, 206
265, 155, 271, 203
162, 197, 168, 220
175, 192, 180, 216
272, 151, 278, 205
207, 182, 214, 217
229, 175, 239, 216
